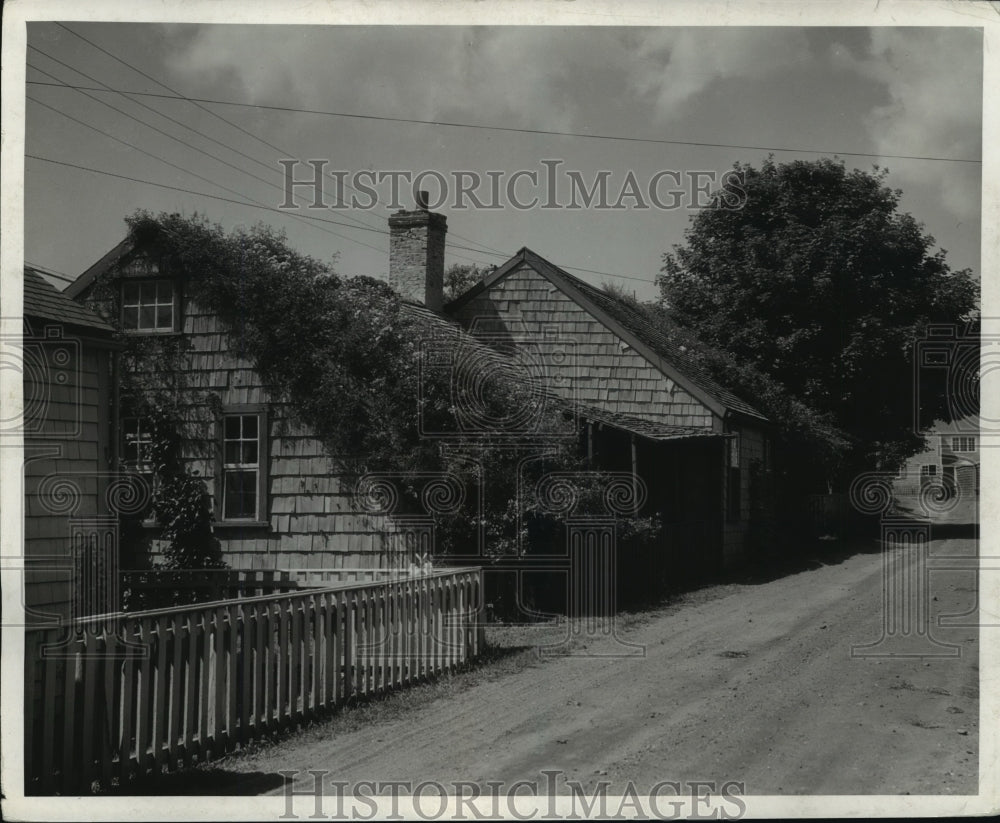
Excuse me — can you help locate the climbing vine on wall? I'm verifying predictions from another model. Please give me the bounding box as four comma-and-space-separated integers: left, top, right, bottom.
88, 236, 224, 571
103, 211, 660, 585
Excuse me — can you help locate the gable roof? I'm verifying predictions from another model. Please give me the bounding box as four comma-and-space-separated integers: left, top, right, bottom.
63, 237, 134, 300
23, 267, 115, 334
446, 248, 766, 423
400, 300, 724, 443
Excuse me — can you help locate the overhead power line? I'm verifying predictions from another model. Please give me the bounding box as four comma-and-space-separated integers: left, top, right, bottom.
28, 46, 382, 237
26, 60, 387, 253
24, 261, 74, 283
26, 92, 387, 256
52, 24, 505, 258
26, 80, 981, 166
26, 154, 658, 284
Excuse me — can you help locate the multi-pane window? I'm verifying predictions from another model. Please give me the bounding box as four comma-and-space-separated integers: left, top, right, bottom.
222, 413, 260, 520
728, 431, 741, 469
920, 464, 938, 479
121, 417, 156, 522
952, 436, 976, 453
727, 430, 741, 521
121, 279, 176, 332
122, 417, 154, 473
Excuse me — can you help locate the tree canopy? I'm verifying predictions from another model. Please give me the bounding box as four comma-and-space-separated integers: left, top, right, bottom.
443, 262, 495, 303
658, 157, 978, 485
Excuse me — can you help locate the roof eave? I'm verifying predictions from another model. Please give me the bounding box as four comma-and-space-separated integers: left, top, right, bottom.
516, 249, 732, 420
64, 236, 134, 299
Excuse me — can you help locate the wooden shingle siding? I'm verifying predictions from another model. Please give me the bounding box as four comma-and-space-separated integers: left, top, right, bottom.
453, 264, 716, 430
23, 339, 113, 624
120, 298, 399, 569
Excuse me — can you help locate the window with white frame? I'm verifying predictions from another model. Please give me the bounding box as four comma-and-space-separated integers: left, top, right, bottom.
122, 417, 154, 473
920, 464, 938, 479
221, 412, 263, 521
121, 279, 177, 332
951, 436, 976, 453
121, 417, 157, 522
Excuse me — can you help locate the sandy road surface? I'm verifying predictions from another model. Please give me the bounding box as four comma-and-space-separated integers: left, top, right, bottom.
210, 533, 980, 796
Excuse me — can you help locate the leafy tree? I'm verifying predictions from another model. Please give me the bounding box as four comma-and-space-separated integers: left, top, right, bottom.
444, 263, 494, 303
659, 157, 978, 487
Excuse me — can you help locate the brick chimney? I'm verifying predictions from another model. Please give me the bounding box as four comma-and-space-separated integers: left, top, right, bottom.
388, 192, 447, 311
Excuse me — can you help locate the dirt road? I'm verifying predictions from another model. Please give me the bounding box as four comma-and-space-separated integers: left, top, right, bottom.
213, 531, 980, 796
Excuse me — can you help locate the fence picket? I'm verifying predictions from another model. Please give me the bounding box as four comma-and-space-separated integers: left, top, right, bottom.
25, 568, 481, 794
344, 595, 355, 699
35, 632, 57, 791
168, 616, 184, 770
183, 615, 200, 767
226, 604, 238, 747
136, 620, 154, 778
102, 636, 121, 789
213, 607, 226, 753
239, 603, 253, 745
291, 598, 303, 723
254, 602, 266, 731
78, 634, 102, 790
312, 595, 323, 713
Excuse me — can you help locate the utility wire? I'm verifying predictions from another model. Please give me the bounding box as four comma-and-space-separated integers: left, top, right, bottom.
24, 261, 75, 283
26, 154, 657, 284
26, 62, 384, 252
27, 46, 380, 236
52, 24, 506, 257
27, 80, 981, 166
26, 93, 387, 255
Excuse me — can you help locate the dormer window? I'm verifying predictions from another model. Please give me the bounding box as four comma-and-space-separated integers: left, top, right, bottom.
121, 279, 177, 332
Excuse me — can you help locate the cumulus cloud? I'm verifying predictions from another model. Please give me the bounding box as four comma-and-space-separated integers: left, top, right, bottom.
831, 27, 982, 222
626, 28, 812, 119
163, 26, 630, 133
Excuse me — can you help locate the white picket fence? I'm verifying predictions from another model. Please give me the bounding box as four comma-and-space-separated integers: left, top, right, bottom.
24, 566, 484, 794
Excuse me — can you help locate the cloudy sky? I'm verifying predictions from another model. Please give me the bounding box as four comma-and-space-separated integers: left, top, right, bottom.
22, 21, 983, 301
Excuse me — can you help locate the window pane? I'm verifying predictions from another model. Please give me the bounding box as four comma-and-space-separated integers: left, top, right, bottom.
224, 470, 257, 519
123, 306, 139, 329
122, 282, 140, 304
242, 441, 258, 465
224, 416, 241, 439
156, 304, 173, 329
155, 280, 173, 302
242, 415, 257, 439
139, 305, 155, 329
224, 441, 240, 464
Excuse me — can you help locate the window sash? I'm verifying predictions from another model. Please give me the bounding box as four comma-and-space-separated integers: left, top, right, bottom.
122, 279, 176, 332
122, 417, 154, 473
220, 411, 264, 521
952, 436, 975, 453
